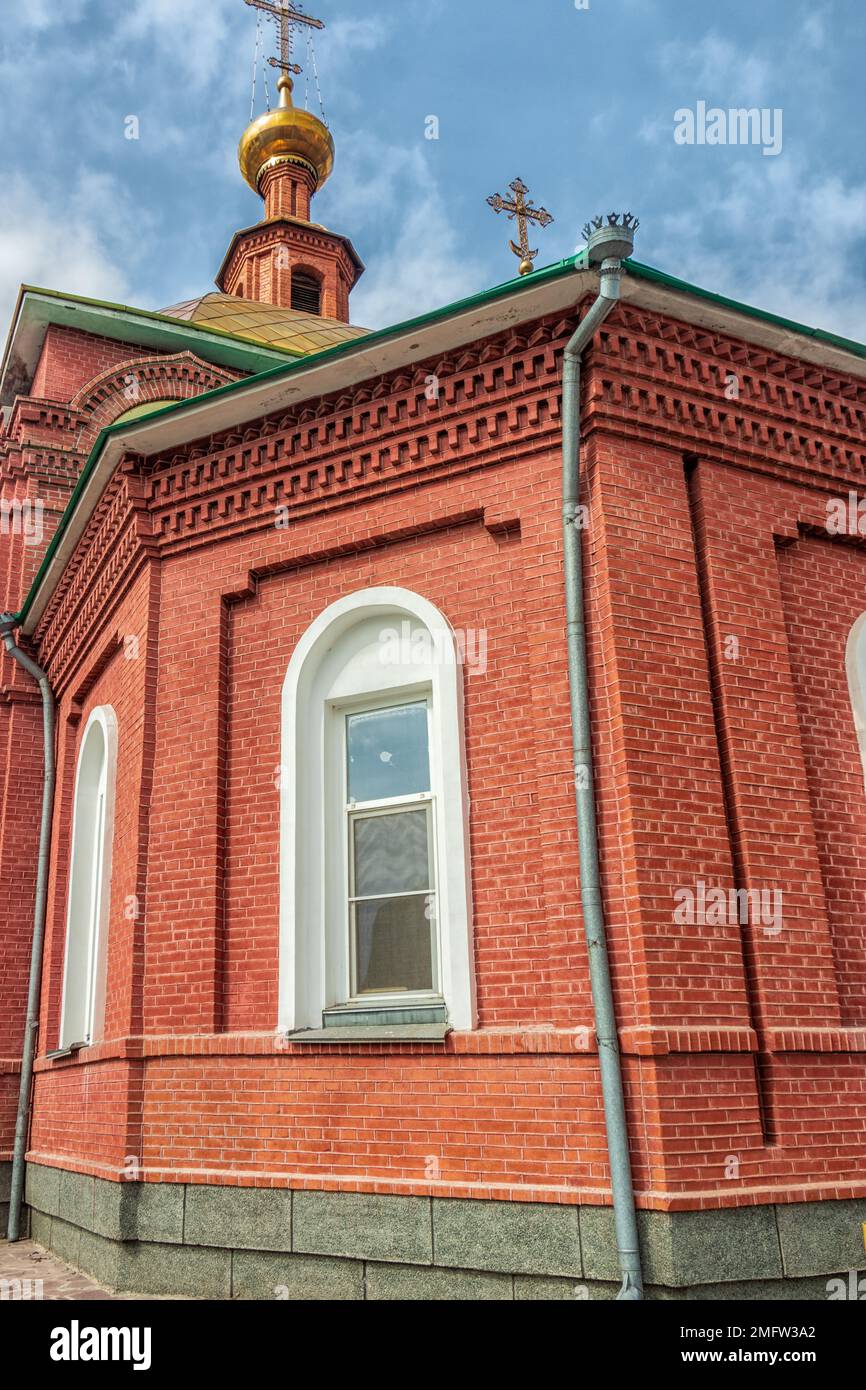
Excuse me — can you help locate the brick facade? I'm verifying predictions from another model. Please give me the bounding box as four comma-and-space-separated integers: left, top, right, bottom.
0, 324, 237, 1181
2, 275, 866, 1293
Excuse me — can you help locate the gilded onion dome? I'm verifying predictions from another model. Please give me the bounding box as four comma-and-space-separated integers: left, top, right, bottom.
238, 74, 334, 194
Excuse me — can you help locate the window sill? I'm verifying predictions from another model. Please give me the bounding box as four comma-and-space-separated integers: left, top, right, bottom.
287, 1023, 451, 1044
45, 1041, 86, 1061
323, 1002, 447, 1029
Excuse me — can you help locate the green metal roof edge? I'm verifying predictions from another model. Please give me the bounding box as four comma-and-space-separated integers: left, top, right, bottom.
16, 251, 866, 626
15, 420, 114, 624
624, 259, 866, 360
73, 253, 582, 423
11, 284, 303, 373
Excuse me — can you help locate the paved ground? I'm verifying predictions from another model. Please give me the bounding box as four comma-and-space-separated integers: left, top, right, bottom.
0, 1239, 138, 1300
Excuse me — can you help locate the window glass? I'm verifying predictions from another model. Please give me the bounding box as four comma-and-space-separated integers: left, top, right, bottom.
61, 713, 112, 1048
353, 808, 429, 897
346, 702, 430, 802
354, 896, 434, 994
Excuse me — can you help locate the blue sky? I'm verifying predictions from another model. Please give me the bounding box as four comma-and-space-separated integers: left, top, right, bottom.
1, 0, 865, 339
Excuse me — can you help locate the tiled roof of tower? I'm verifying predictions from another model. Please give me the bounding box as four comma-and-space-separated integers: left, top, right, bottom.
161, 291, 369, 357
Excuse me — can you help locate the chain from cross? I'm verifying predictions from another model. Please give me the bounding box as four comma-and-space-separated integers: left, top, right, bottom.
487, 177, 554, 276
244, 0, 324, 78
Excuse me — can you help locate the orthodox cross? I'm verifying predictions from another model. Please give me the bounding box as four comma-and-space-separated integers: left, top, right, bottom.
487, 177, 554, 276
244, 0, 325, 76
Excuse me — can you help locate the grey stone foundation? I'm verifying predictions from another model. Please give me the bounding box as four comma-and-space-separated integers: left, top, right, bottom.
24, 1163, 866, 1300
0, 1160, 10, 1235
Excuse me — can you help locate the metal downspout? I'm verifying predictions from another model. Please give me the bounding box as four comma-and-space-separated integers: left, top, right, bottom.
0, 613, 56, 1242
562, 224, 644, 1300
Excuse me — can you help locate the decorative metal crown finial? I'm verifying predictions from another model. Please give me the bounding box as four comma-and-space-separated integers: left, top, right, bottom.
580, 210, 639, 265
581, 211, 640, 243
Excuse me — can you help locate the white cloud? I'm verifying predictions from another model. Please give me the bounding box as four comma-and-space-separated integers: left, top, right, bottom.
310, 15, 388, 117
638, 115, 668, 145
321, 130, 419, 227
0, 171, 138, 332
655, 154, 866, 340
113, 2, 387, 105
352, 192, 484, 329
324, 15, 388, 68
802, 7, 829, 51
333, 139, 485, 329
15, 0, 87, 29
658, 32, 773, 103
639, 11, 866, 337
116, 0, 238, 90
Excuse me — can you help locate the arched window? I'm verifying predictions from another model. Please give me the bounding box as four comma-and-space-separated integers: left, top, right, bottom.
291, 270, 321, 316
59, 706, 118, 1049
847, 614, 866, 794
280, 588, 475, 1033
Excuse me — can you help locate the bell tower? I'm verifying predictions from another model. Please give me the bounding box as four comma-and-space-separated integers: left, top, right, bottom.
218, 2, 364, 320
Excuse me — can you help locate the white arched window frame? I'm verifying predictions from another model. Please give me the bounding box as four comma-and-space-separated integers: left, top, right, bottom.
59, 705, 118, 1049
280, 587, 476, 1033
846, 613, 866, 795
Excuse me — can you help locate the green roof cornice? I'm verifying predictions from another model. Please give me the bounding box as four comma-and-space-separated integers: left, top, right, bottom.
0, 285, 301, 404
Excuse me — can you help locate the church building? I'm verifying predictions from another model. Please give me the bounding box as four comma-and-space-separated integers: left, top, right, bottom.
1, 5, 865, 1301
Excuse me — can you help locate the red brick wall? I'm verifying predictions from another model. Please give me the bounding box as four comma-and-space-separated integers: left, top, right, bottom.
0, 326, 234, 1165
777, 533, 866, 1024
218, 519, 575, 1034
0, 692, 43, 1161
11, 298, 866, 1210
30, 326, 146, 405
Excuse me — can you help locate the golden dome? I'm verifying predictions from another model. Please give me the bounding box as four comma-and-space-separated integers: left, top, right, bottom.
239, 75, 334, 194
